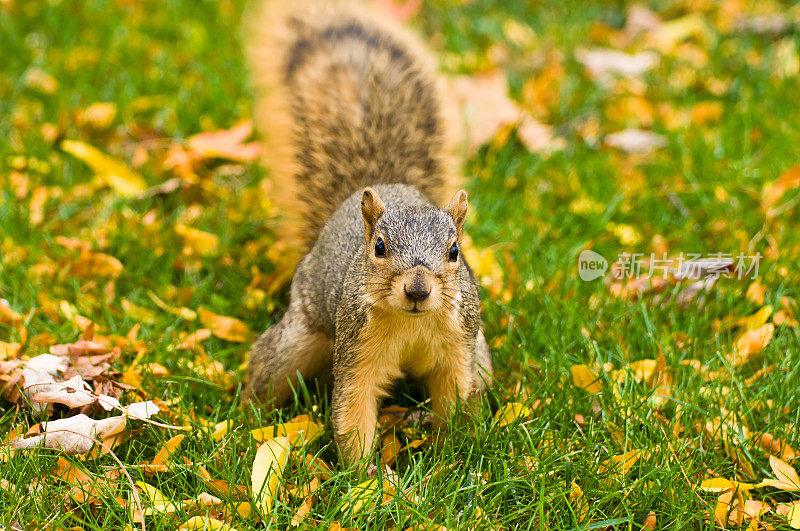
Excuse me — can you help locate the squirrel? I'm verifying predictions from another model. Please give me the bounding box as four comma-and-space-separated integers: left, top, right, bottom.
243, 0, 492, 465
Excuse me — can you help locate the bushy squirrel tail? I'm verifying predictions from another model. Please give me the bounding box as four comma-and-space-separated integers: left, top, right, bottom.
244, 0, 461, 249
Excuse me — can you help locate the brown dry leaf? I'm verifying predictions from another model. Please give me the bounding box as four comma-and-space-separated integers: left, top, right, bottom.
570, 364, 603, 393
783, 500, 800, 529
643, 510, 657, 530
450, 70, 519, 154
11, 414, 126, 455
186, 121, 262, 163
762, 164, 800, 216
175, 224, 219, 257
61, 139, 146, 197
198, 308, 249, 343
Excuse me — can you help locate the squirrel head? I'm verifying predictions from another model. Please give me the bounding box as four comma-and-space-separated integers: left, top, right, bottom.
360, 187, 468, 316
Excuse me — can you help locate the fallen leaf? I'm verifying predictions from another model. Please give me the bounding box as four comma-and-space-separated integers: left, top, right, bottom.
758, 455, 800, 491
251, 436, 291, 517
179, 517, 237, 531
251, 420, 323, 446
61, 139, 146, 197
570, 364, 603, 393
372, 0, 422, 23
569, 480, 589, 522
575, 48, 659, 80
175, 224, 219, 257
198, 308, 249, 343
342, 478, 394, 515
493, 402, 530, 426
731, 323, 774, 366
762, 164, 800, 215
147, 290, 197, 320
11, 414, 126, 455
450, 70, 519, 153
186, 121, 261, 162
605, 129, 667, 153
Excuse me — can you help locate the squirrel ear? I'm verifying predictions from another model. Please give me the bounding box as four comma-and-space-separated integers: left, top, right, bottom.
446, 189, 468, 239
361, 187, 386, 241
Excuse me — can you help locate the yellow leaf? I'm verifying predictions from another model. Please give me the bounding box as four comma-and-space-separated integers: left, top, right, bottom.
251, 436, 291, 517
61, 139, 146, 197
210, 420, 231, 442
175, 224, 219, 257
0, 342, 21, 360
570, 364, 603, 393
121, 298, 156, 325
569, 480, 589, 522
342, 478, 394, 515
764, 455, 800, 491
697, 477, 756, 493
147, 290, 197, 320
493, 403, 530, 426
789, 501, 800, 529
79, 102, 117, 129
179, 517, 236, 531
600, 450, 642, 482
251, 420, 323, 446
198, 307, 249, 343
628, 359, 657, 383
135, 480, 172, 510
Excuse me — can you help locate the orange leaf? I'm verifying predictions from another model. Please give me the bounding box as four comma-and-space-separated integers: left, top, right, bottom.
762, 164, 800, 214
198, 308, 249, 343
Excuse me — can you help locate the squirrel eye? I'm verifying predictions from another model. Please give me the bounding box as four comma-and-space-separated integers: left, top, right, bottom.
448, 243, 458, 262
375, 237, 386, 258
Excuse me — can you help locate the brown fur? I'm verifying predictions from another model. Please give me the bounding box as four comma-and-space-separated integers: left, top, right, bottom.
244, 0, 492, 467
244, 0, 462, 251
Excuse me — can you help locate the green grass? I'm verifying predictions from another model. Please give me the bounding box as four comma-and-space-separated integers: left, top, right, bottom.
2, 0, 800, 529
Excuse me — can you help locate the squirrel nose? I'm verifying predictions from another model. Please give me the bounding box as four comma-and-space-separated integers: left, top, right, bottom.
404, 282, 431, 302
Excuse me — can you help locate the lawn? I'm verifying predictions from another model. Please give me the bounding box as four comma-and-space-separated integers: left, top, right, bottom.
2, 0, 800, 529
